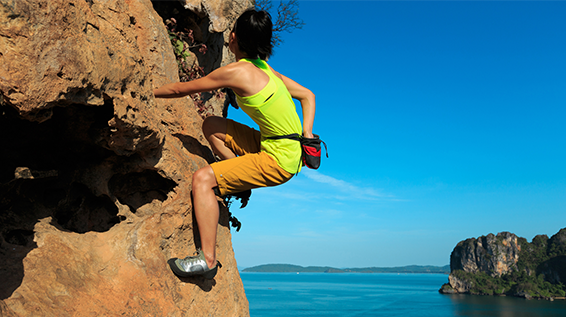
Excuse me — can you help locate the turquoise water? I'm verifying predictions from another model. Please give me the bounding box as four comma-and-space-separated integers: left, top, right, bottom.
240, 272, 566, 317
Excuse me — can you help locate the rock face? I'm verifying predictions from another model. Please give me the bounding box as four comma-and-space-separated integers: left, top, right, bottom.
450, 231, 521, 278
178, 0, 253, 33
444, 231, 521, 294
0, 0, 251, 316
150, 0, 252, 118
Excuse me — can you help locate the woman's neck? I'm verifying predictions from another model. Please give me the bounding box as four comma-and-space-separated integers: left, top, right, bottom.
236, 54, 252, 61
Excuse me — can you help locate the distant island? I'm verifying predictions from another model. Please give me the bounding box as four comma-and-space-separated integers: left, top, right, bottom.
440, 228, 566, 300
242, 264, 450, 274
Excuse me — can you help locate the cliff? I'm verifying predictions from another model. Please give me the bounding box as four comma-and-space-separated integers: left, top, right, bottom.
0, 0, 252, 316
440, 228, 566, 300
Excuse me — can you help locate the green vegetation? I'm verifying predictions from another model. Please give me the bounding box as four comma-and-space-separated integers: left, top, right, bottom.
451, 270, 566, 298
242, 264, 450, 274
163, 17, 225, 118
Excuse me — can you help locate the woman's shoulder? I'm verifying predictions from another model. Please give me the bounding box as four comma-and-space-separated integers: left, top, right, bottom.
209, 61, 253, 82
217, 60, 270, 96
220, 60, 258, 75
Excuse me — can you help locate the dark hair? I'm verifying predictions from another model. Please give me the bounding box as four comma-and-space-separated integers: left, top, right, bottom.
233, 9, 273, 60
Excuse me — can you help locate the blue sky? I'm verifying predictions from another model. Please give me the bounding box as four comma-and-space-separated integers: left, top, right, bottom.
229, 0, 566, 269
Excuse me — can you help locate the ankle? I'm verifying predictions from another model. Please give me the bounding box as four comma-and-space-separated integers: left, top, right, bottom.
202, 251, 216, 268
205, 258, 216, 269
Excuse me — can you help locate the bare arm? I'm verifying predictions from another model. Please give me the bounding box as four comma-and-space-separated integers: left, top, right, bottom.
153, 64, 243, 98
275, 71, 316, 138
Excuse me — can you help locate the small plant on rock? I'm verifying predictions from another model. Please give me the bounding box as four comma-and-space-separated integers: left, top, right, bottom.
165, 18, 224, 118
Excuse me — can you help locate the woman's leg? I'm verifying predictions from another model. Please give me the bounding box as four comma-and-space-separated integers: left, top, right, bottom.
189, 117, 262, 270
203, 116, 236, 160
191, 165, 219, 269
188, 116, 243, 271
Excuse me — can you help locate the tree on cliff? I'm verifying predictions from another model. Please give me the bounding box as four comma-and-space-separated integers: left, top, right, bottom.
255, 0, 305, 46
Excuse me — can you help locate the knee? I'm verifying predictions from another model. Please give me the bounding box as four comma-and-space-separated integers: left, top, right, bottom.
192, 166, 216, 190
202, 116, 225, 140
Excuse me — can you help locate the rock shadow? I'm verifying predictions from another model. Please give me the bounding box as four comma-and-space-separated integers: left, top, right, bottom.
176, 275, 217, 292
109, 170, 176, 214
173, 133, 216, 164
537, 255, 566, 284
0, 103, 118, 298
150, 0, 224, 74
0, 102, 176, 299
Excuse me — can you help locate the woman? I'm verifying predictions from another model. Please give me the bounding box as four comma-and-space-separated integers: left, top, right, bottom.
154, 9, 315, 279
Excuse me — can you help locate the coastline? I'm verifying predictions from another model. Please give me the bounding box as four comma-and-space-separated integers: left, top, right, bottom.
241, 263, 450, 274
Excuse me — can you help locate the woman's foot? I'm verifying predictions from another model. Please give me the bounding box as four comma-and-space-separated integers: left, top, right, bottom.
168, 249, 220, 279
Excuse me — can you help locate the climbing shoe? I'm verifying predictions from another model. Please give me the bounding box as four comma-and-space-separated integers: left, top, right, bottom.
167, 249, 220, 279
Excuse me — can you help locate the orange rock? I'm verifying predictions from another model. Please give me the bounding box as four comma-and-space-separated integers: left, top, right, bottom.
0, 0, 251, 315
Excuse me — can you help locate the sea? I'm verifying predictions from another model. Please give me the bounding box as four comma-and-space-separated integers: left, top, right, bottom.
240, 272, 566, 317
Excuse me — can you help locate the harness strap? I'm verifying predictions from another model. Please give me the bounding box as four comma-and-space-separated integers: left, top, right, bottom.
265, 133, 302, 142
266, 133, 328, 157
265, 133, 302, 174
267, 132, 328, 158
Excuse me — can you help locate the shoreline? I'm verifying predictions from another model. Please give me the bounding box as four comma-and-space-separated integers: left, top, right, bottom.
241, 263, 450, 274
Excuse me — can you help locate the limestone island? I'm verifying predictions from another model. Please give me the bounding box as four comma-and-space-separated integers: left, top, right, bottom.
440, 228, 566, 301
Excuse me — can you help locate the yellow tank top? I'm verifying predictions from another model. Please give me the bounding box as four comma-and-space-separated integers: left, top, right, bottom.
235, 58, 303, 174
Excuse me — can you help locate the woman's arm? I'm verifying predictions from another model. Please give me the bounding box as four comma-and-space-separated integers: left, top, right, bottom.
276, 72, 316, 138
153, 64, 242, 98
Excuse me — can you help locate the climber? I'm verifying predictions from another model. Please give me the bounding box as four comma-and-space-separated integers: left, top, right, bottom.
153, 9, 315, 279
